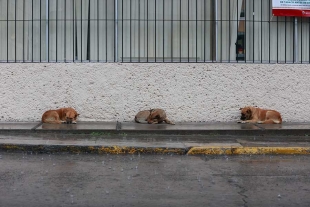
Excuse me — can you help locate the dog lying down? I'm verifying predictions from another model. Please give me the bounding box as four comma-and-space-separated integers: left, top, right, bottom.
42, 107, 79, 124
135, 109, 175, 125
238, 106, 282, 124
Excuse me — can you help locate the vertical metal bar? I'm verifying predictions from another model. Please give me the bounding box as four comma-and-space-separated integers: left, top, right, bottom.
80, 0, 82, 62
276, 16, 278, 63
97, 0, 99, 62
64, 0, 66, 62
138, 0, 140, 62
88, 0, 90, 62
214, 0, 218, 62
6, 7, 9, 61
204, 0, 206, 62
106, 0, 108, 62
301, 17, 303, 63
236, 0, 239, 63
163, 0, 165, 62
130, 0, 132, 62
112, 0, 115, 62
15, 0, 17, 62
47, 0, 49, 62
195, 0, 197, 62
268, 0, 270, 63
122, 0, 123, 62
244, 0, 246, 63
252, 0, 254, 62
7, 1, 9, 62
40, 0, 42, 62
171, 0, 173, 62
56, 0, 58, 62
228, 0, 230, 62
73, 0, 75, 62
294, 17, 297, 63
147, 0, 148, 62
260, 0, 262, 63
179, 0, 181, 62
32, 0, 34, 62
285, 17, 286, 63
155, 0, 157, 62
187, 0, 189, 62
220, 0, 223, 62
23, 0, 25, 62
293, 17, 295, 62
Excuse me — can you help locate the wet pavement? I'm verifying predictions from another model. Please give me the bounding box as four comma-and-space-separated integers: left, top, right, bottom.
0, 152, 310, 207
1, 122, 310, 155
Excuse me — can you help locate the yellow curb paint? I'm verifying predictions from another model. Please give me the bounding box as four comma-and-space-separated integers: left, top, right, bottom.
187, 146, 310, 155
92, 146, 185, 154
2, 143, 310, 155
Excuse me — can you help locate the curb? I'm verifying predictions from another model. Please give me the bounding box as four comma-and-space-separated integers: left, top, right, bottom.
0, 144, 188, 155
1, 143, 310, 155
187, 146, 310, 155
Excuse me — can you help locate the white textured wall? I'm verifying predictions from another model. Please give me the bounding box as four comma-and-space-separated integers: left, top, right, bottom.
0, 63, 309, 122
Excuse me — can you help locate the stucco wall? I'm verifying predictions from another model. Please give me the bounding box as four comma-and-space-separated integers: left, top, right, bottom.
0, 63, 309, 122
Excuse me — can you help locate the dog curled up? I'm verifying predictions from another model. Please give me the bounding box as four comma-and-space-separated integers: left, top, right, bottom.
238, 106, 282, 124
42, 107, 79, 124
135, 109, 175, 125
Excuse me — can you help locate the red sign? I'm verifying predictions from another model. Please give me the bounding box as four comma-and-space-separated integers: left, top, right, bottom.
272, 0, 310, 17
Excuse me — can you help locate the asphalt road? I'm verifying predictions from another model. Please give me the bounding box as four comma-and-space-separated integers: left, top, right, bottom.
1, 152, 310, 207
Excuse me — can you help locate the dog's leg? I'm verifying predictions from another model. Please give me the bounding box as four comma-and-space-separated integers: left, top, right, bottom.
164, 118, 175, 125
258, 119, 279, 124
151, 119, 159, 124
237, 119, 258, 124
148, 119, 159, 124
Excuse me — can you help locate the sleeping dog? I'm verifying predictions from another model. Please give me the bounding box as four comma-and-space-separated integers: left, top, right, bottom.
135, 109, 175, 125
238, 106, 282, 124
42, 107, 79, 124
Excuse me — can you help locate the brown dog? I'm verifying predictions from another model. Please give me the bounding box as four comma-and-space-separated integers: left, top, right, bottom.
238, 106, 282, 124
42, 107, 79, 124
135, 109, 175, 125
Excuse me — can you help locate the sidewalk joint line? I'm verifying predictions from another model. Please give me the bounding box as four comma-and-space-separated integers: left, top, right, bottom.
116, 121, 122, 131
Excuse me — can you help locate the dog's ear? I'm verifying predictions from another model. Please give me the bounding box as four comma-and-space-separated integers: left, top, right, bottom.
246, 109, 251, 114
239, 108, 243, 110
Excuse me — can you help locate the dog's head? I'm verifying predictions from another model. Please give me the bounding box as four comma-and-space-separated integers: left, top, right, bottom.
239, 107, 252, 121
65, 109, 79, 123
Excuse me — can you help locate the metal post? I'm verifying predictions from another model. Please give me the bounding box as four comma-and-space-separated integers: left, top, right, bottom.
115, 0, 118, 62
46, 0, 49, 61
294, 17, 298, 63
215, 0, 218, 61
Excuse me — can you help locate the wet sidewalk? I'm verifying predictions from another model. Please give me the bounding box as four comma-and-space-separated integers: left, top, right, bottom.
1, 122, 310, 155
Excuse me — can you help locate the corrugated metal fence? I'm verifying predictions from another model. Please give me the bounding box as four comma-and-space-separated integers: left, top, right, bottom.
0, 0, 309, 63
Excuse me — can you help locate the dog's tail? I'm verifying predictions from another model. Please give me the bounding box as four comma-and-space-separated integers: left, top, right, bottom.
164, 118, 175, 125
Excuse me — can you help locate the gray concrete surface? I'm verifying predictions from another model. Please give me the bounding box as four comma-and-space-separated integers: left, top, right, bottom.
0, 152, 310, 207
1, 122, 310, 154
1, 121, 310, 135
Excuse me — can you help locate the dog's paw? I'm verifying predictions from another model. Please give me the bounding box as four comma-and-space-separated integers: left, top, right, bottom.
257, 121, 263, 124
72, 121, 77, 124
237, 121, 246, 124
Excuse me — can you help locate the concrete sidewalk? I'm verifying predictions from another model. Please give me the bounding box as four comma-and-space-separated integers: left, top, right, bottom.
1, 122, 310, 155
